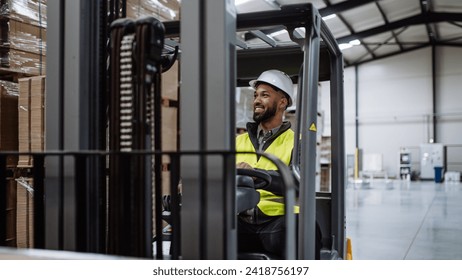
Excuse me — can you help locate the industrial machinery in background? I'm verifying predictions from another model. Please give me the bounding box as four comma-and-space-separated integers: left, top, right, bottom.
420, 143, 445, 181
0, 1, 347, 260
399, 148, 412, 180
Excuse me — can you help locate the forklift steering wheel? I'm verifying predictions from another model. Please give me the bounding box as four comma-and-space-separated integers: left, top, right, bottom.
237, 168, 272, 189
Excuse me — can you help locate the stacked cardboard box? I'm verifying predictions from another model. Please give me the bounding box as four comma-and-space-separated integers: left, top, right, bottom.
127, 0, 180, 21
151, 61, 179, 235
0, 80, 18, 167
17, 76, 45, 167
0, 0, 47, 249
0, 0, 47, 26
161, 61, 179, 194
0, 0, 47, 75
16, 177, 34, 248
0, 81, 17, 246
5, 178, 17, 246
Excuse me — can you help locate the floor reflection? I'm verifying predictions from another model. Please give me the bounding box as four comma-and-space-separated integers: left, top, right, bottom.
346, 179, 462, 260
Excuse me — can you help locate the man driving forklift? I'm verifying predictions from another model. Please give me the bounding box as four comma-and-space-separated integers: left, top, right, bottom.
236, 69, 321, 259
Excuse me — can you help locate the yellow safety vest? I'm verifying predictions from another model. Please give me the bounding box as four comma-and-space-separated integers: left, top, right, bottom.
236, 129, 298, 216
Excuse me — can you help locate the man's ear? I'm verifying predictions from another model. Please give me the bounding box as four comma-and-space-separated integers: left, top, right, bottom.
279, 97, 288, 109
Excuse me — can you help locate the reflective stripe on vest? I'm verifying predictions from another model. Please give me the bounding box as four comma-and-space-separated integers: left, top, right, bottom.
236, 129, 298, 216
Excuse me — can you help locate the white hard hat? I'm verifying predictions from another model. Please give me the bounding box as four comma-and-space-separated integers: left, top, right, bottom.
249, 69, 294, 107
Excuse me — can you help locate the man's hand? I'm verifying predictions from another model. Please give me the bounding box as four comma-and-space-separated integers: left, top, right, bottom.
236, 162, 253, 170
236, 162, 257, 181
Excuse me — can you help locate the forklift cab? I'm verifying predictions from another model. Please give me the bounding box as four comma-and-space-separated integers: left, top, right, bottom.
232, 4, 346, 260
161, 2, 346, 260
160, 1, 346, 260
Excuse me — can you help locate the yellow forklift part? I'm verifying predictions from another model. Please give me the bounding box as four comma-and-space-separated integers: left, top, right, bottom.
346, 237, 353, 260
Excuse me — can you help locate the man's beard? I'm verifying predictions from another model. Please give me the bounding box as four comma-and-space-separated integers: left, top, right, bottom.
253, 103, 277, 123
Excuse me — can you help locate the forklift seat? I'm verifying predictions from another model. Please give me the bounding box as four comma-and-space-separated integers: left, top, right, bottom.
236, 172, 323, 260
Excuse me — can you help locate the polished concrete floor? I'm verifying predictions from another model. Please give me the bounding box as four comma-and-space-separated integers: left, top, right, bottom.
346, 179, 462, 260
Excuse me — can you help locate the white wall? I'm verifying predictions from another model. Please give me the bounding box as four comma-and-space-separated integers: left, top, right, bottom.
320, 46, 462, 177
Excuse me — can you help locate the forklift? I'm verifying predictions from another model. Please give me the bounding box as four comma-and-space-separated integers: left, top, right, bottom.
0, 1, 348, 260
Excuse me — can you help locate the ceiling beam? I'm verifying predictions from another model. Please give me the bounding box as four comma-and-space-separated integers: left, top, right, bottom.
346, 39, 462, 67
353, 26, 408, 63
242, 0, 380, 42
337, 12, 462, 44
322, 0, 376, 58
438, 42, 462, 47
440, 35, 462, 44
449, 21, 462, 29
249, 30, 277, 47
319, 0, 381, 17
420, 0, 438, 44
347, 43, 431, 67
375, 1, 403, 51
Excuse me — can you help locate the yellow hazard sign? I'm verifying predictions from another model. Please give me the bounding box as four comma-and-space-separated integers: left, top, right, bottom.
309, 123, 317, 132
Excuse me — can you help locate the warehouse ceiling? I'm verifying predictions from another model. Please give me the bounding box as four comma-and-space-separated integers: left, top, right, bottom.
144, 0, 462, 67
234, 0, 462, 67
